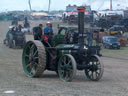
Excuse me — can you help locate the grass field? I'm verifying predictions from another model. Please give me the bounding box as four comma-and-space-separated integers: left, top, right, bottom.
101, 47, 128, 59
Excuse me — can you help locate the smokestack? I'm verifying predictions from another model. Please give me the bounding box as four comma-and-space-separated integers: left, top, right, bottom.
77, 6, 85, 44
110, 0, 112, 11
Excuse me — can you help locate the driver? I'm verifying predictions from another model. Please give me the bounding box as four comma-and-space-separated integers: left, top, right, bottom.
44, 22, 53, 35
43, 22, 54, 46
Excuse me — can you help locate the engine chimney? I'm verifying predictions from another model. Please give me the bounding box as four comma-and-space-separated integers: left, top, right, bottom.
77, 6, 85, 44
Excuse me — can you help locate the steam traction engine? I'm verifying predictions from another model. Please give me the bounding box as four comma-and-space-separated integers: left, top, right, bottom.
22, 7, 104, 82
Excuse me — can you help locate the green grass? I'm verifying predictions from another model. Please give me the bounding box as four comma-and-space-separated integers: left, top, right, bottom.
101, 47, 128, 59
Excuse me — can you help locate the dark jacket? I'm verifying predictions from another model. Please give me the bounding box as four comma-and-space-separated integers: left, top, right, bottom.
44, 26, 53, 35
24, 21, 30, 28
33, 26, 43, 40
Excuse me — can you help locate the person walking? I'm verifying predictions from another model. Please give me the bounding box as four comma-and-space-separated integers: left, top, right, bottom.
23, 17, 30, 28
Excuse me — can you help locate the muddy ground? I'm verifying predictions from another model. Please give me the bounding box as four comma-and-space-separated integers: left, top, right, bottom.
0, 21, 128, 96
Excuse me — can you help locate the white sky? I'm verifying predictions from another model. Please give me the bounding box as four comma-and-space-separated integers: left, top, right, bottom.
0, 0, 128, 12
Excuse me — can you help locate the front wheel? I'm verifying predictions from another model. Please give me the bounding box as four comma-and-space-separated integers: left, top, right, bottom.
85, 55, 104, 81
58, 54, 77, 82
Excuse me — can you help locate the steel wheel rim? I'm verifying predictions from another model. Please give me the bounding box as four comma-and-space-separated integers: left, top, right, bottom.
85, 55, 104, 81
58, 54, 76, 82
22, 41, 39, 77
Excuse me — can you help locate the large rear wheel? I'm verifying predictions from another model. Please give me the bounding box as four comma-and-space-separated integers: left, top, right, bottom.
22, 40, 46, 77
58, 54, 77, 82
85, 55, 104, 81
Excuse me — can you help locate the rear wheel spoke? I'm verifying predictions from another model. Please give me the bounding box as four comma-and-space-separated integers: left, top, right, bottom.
33, 50, 38, 56
34, 57, 39, 60
25, 55, 30, 58
26, 63, 32, 68
31, 44, 34, 49
34, 62, 39, 67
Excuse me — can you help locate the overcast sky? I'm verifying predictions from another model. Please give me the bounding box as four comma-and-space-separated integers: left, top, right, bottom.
0, 0, 128, 12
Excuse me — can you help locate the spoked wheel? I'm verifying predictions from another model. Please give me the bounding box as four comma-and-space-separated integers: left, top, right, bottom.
85, 55, 104, 81
22, 40, 46, 77
58, 54, 77, 82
